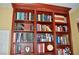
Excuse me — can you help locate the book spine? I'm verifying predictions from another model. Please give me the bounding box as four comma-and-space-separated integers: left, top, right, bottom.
29, 12, 32, 20
16, 12, 20, 20
43, 43, 45, 53
38, 14, 41, 21
21, 12, 25, 20
13, 33, 16, 43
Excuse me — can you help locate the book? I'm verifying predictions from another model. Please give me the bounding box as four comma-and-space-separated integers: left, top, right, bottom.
16, 44, 21, 54
25, 12, 28, 20
46, 25, 52, 31
38, 14, 41, 21
13, 33, 16, 43
21, 12, 25, 20
15, 23, 24, 30
56, 36, 61, 44
55, 25, 67, 32
29, 12, 33, 20
38, 43, 45, 53
16, 32, 22, 42
16, 12, 20, 20
24, 23, 31, 31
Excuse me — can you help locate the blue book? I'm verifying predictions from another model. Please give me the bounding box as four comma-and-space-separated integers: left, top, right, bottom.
16, 12, 20, 20
44, 15, 47, 21
56, 36, 60, 44
21, 12, 25, 20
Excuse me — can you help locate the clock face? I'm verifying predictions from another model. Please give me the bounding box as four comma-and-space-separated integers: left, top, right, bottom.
47, 44, 54, 51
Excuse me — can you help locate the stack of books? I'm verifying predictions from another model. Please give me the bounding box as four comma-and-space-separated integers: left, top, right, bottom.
55, 15, 66, 23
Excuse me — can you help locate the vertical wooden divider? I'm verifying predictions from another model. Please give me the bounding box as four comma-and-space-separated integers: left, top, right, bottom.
66, 12, 73, 54
34, 10, 37, 54
52, 12, 57, 55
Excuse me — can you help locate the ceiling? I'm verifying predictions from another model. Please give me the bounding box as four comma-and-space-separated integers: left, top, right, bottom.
0, 3, 79, 12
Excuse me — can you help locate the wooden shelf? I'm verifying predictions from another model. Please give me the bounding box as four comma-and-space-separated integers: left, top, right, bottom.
37, 31, 52, 33
55, 22, 67, 25
15, 20, 34, 23
37, 42, 54, 43
56, 32, 68, 35
57, 45, 70, 48
14, 30, 34, 32
37, 21, 52, 24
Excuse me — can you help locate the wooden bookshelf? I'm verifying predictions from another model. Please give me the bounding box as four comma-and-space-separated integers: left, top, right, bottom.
11, 3, 73, 55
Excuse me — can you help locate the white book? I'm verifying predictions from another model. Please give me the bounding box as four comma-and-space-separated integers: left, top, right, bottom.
55, 20, 65, 23
29, 12, 32, 20
38, 44, 40, 53
46, 26, 52, 31
55, 15, 65, 18
38, 14, 41, 21
49, 16, 52, 22
17, 33, 21, 42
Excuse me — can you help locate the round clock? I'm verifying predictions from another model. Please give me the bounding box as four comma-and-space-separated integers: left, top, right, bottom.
47, 44, 54, 51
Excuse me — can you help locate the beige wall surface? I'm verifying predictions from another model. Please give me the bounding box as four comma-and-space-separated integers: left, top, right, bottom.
70, 8, 79, 55
0, 4, 79, 55
0, 4, 13, 54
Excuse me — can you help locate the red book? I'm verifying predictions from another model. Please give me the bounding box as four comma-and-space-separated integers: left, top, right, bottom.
24, 24, 30, 31
55, 17, 64, 20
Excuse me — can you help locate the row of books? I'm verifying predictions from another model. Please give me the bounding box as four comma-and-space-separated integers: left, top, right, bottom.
13, 32, 34, 43
55, 25, 67, 32
57, 47, 71, 55
37, 24, 52, 31
16, 43, 33, 54
55, 15, 67, 23
37, 14, 52, 22
16, 12, 33, 20
15, 23, 33, 31
56, 35, 69, 45
37, 33, 53, 42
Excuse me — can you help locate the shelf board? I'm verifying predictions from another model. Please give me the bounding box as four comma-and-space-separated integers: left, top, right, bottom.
57, 45, 70, 48
37, 31, 52, 33
14, 30, 34, 32
37, 21, 52, 24
15, 20, 34, 23
56, 32, 68, 35
37, 42, 53, 43
55, 22, 67, 25
13, 42, 34, 44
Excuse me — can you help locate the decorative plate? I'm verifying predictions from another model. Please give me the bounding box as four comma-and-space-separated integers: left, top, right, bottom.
47, 44, 54, 51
